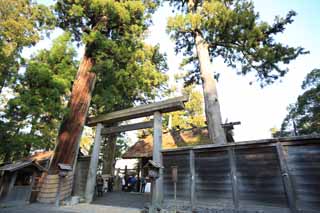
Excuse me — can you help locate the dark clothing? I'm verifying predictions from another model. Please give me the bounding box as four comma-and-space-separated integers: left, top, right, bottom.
107, 177, 114, 192
128, 176, 137, 192
96, 176, 104, 197
140, 177, 146, 193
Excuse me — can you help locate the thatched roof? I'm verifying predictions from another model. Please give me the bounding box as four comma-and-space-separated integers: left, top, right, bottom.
28, 151, 53, 162
122, 127, 210, 159
0, 160, 47, 172
0, 151, 53, 172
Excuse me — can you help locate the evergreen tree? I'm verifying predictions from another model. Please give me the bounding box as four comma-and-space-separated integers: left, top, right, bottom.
166, 0, 307, 144
1, 33, 77, 162
0, 0, 54, 93
50, 0, 164, 172
165, 85, 205, 130
280, 68, 320, 136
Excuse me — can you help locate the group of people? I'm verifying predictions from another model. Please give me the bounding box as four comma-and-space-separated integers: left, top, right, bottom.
96, 175, 114, 197
96, 174, 148, 197
121, 175, 148, 193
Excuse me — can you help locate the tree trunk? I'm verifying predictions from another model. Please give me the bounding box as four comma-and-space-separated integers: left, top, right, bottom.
24, 125, 35, 157
3, 152, 11, 163
194, 32, 226, 144
102, 133, 117, 175
49, 54, 96, 173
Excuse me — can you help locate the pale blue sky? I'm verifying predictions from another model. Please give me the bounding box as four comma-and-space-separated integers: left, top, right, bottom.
32, 0, 320, 141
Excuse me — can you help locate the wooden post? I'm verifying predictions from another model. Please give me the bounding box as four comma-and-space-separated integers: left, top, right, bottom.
276, 143, 297, 213
228, 147, 239, 209
85, 123, 103, 203
190, 150, 195, 209
152, 111, 163, 208
7, 171, 17, 197
55, 175, 62, 206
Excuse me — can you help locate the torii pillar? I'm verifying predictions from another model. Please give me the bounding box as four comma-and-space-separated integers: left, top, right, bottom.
152, 111, 163, 208
85, 123, 103, 203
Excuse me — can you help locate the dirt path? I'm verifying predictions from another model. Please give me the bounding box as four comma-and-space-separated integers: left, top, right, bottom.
65, 203, 141, 213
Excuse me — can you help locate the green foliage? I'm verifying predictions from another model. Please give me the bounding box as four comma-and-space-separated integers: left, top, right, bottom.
0, 0, 54, 92
115, 137, 129, 159
280, 69, 320, 136
54, 0, 168, 168
91, 44, 168, 114
167, 0, 308, 86
55, 0, 158, 49
164, 85, 205, 130
54, 0, 168, 114
0, 0, 168, 162
1, 33, 77, 161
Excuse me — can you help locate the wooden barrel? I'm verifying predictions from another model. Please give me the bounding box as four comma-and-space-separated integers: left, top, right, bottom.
37, 172, 73, 203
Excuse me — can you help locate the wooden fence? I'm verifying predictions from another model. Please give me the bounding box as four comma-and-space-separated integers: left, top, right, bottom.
162, 135, 320, 213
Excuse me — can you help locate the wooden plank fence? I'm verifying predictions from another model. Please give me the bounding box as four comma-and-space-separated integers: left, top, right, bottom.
162, 136, 320, 213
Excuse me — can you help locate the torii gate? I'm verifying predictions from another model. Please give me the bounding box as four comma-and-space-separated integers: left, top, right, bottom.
84, 96, 188, 208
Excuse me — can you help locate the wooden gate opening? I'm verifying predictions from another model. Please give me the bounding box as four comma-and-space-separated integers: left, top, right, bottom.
80, 96, 188, 209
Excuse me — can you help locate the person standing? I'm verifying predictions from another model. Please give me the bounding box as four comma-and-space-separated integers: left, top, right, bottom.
121, 176, 126, 191
108, 176, 114, 192
96, 175, 104, 197
140, 176, 146, 193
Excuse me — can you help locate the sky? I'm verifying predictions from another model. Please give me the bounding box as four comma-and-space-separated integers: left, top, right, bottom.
31, 0, 320, 142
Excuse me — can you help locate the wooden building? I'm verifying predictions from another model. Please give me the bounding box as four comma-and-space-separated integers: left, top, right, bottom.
123, 127, 210, 159
0, 151, 52, 203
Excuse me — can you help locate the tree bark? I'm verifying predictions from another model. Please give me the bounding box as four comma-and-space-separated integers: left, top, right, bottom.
3, 152, 11, 163
102, 133, 117, 175
194, 32, 226, 144
49, 54, 96, 173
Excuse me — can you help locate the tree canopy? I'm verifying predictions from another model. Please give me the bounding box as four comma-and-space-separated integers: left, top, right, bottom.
167, 0, 307, 86
0, 33, 77, 161
0, 0, 168, 164
0, 0, 54, 93
280, 68, 320, 136
165, 86, 205, 130
166, 0, 307, 144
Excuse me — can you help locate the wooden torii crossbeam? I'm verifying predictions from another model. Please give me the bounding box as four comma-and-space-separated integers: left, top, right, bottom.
86, 95, 188, 126
84, 96, 188, 205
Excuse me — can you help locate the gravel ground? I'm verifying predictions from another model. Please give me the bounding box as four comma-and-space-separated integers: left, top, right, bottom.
0, 191, 148, 213
93, 191, 150, 209
0, 202, 141, 213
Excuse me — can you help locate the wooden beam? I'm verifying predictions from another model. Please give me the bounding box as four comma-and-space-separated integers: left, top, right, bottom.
276, 143, 297, 213
152, 111, 163, 208
101, 120, 153, 135
85, 123, 103, 203
190, 150, 195, 209
228, 147, 239, 209
86, 96, 188, 127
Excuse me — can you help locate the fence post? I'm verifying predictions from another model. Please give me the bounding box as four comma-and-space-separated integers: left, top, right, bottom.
276, 142, 298, 213
190, 149, 195, 209
228, 147, 239, 209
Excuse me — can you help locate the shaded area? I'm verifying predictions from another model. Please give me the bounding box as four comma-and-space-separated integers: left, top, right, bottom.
92, 191, 150, 209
